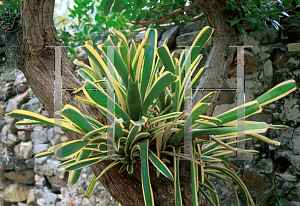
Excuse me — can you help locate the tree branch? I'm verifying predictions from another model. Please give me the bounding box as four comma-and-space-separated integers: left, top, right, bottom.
131, 2, 198, 26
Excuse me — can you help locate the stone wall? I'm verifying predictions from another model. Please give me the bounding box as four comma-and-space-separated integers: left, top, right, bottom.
1, 13, 300, 206
0, 71, 118, 206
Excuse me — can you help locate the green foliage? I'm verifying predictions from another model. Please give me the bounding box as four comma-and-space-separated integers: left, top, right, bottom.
100, 0, 300, 34
7, 27, 297, 206
224, 0, 300, 33
255, 190, 290, 206
0, 0, 22, 70
55, 0, 138, 59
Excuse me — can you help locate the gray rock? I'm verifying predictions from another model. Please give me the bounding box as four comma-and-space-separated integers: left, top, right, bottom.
35, 157, 55, 177
281, 14, 300, 42
0, 116, 5, 131
25, 158, 35, 169
18, 141, 33, 159
33, 143, 50, 154
7, 133, 20, 146
14, 72, 27, 86
261, 46, 271, 53
179, 21, 204, 35
18, 130, 31, 141
278, 170, 297, 182
260, 52, 270, 61
36, 187, 58, 206
18, 83, 29, 93
158, 26, 179, 49
134, 30, 146, 41
1, 124, 10, 136
21, 97, 40, 112
0, 82, 17, 101
13, 159, 28, 171
5, 169, 35, 184
176, 30, 201, 46
5, 93, 23, 113
291, 155, 300, 171
274, 150, 293, 162
18, 203, 29, 206
276, 127, 294, 149
27, 188, 36, 205
60, 167, 117, 206
283, 99, 300, 122
54, 167, 65, 179
250, 26, 280, 43
272, 49, 299, 68
287, 43, 300, 52
35, 175, 46, 188
264, 60, 273, 77
47, 127, 54, 145
289, 202, 300, 206
241, 33, 261, 55
31, 125, 49, 144
3, 184, 29, 202
289, 188, 300, 202
48, 176, 67, 191
4, 157, 15, 170
254, 158, 275, 174
77, 50, 89, 66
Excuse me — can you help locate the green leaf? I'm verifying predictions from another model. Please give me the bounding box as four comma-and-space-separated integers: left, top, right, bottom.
34, 151, 54, 158
148, 150, 173, 180
191, 122, 269, 137
255, 80, 296, 106
7, 110, 85, 135
140, 71, 179, 117
55, 140, 90, 159
173, 147, 182, 206
241, 17, 257, 24
85, 175, 97, 198
83, 80, 131, 127
231, 16, 240, 26
294, 11, 300, 19
129, 132, 150, 151
157, 45, 175, 75
136, 0, 143, 7
138, 139, 154, 206
127, 77, 142, 121
95, 160, 121, 181
237, 23, 246, 33
61, 105, 95, 133
141, 29, 157, 101
104, 0, 114, 16
69, 150, 93, 185
125, 117, 147, 155
65, 156, 105, 171
112, 0, 123, 12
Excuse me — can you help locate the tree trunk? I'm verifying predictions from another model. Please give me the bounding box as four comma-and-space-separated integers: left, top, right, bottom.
19, 0, 239, 205
19, 0, 193, 205
194, 0, 240, 116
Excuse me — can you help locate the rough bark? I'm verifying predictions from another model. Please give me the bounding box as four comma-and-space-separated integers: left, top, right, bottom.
19, 0, 194, 205
194, 0, 240, 116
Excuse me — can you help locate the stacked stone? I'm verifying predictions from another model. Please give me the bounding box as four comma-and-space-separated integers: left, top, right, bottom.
0, 71, 118, 206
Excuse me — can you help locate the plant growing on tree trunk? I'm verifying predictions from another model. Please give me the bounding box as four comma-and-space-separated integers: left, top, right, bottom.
7, 26, 297, 205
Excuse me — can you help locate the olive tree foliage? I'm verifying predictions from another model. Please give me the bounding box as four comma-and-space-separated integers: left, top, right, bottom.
56, 0, 300, 54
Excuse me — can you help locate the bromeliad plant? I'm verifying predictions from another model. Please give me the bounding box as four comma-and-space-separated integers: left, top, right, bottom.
7, 26, 297, 206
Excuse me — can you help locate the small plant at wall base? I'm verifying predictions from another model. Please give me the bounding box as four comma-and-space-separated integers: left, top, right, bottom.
7, 26, 297, 206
